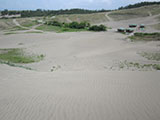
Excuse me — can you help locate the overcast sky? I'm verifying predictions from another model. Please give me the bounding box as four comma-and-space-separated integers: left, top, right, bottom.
0, 0, 160, 10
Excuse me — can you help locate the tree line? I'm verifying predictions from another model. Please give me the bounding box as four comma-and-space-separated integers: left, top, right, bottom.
1, 9, 110, 17
118, 1, 160, 10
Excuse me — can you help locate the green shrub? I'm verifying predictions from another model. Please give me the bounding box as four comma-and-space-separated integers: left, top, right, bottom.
89, 24, 106, 31
153, 64, 160, 70
46, 21, 62, 27
69, 22, 79, 29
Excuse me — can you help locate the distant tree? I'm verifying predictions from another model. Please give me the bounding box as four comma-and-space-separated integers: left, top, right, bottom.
118, 1, 160, 10
1, 9, 8, 15
0, 9, 109, 18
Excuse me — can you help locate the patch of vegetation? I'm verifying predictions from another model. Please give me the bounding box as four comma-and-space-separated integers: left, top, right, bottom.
46, 21, 63, 27
46, 21, 90, 29
10, 26, 29, 31
4, 31, 43, 35
4, 32, 18, 35
68, 21, 90, 29
118, 1, 160, 10
139, 52, 160, 61
16, 18, 39, 28
0, 48, 44, 64
36, 25, 88, 33
89, 25, 107, 31
25, 31, 43, 34
118, 60, 160, 70
129, 32, 160, 42
0, 60, 33, 70
51, 65, 61, 72
42, 20, 106, 32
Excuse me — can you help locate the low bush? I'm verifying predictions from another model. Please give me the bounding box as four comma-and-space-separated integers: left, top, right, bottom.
89, 25, 106, 31
68, 22, 89, 29
46, 21, 62, 27
44, 20, 106, 32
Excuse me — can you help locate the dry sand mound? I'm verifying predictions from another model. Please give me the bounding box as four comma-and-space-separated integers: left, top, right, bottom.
0, 13, 160, 120
0, 64, 160, 120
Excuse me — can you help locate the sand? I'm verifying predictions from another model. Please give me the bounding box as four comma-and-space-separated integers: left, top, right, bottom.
0, 13, 160, 120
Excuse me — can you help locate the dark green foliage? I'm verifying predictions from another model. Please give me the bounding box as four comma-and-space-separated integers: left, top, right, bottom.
46, 21, 62, 27
89, 25, 106, 31
119, 1, 160, 10
42, 20, 106, 32
46, 21, 90, 29
69, 22, 79, 29
68, 22, 87, 29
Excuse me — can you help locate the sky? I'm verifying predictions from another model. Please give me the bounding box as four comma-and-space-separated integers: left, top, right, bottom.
0, 0, 160, 10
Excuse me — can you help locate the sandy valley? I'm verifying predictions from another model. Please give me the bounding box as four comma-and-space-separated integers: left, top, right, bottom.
0, 5, 160, 120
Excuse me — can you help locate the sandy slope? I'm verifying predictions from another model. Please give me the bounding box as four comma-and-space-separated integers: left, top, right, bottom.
0, 14, 160, 120
0, 64, 160, 120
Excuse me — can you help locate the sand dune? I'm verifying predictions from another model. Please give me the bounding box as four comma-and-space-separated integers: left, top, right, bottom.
0, 64, 160, 120
0, 12, 160, 120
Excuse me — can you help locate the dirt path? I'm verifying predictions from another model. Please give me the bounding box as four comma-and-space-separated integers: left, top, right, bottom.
13, 19, 28, 29
12, 19, 43, 33
148, 11, 152, 16
105, 12, 113, 21
66, 18, 72, 23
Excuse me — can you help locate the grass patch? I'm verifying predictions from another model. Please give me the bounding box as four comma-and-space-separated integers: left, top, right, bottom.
139, 52, 160, 61
0, 60, 33, 70
0, 48, 44, 64
118, 60, 160, 70
16, 18, 38, 28
129, 32, 160, 42
4, 32, 18, 35
21, 21, 37, 28
25, 31, 43, 34
10, 26, 29, 31
36, 25, 87, 33
4, 31, 43, 35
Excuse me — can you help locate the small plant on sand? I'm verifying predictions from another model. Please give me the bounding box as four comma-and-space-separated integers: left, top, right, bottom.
117, 60, 160, 71
51, 65, 61, 72
139, 52, 160, 61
